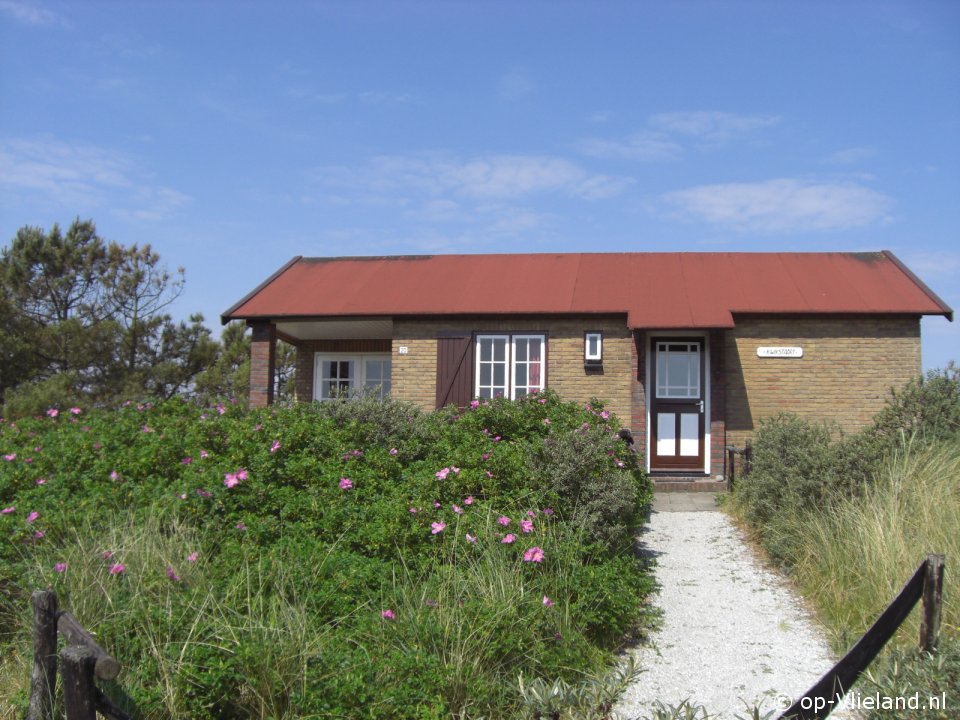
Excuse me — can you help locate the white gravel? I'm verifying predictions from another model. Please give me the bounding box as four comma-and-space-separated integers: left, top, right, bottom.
615, 510, 855, 719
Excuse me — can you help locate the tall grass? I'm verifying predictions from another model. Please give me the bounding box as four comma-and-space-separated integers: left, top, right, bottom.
770, 437, 960, 652
2, 508, 344, 719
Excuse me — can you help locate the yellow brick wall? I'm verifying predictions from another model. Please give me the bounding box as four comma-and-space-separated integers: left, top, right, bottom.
392, 317, 634, 421
725, 316, 921, 445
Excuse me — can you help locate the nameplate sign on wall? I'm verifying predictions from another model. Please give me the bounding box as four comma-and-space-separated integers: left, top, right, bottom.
757, 346, 803, 358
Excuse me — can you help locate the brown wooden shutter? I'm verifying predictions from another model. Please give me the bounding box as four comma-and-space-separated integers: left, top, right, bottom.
436, 334, 474, 409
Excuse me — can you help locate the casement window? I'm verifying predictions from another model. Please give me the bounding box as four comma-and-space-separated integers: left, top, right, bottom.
475, 334, 546, 400
314, 353, 392, 401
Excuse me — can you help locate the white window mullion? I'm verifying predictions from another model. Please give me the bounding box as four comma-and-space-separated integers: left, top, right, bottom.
475, 333, 544, 400
315, 353, 391, 401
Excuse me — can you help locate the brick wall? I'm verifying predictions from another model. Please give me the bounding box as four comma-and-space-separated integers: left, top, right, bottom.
392, 317, 635, 421
724, 315, 921, 446
249, 322, 276, 408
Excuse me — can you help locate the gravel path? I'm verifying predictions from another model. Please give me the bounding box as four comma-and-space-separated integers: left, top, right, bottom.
615, 508, 852, 719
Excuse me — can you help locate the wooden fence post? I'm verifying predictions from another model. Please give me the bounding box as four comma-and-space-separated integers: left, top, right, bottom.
27, 589, 58, 720
61, 645, 98, 720
920, 553, 945, 652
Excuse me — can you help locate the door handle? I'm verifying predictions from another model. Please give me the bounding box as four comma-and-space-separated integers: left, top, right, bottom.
697, 400, 704, 414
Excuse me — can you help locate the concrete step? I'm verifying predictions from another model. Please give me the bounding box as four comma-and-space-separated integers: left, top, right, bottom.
652, 477, 729, 492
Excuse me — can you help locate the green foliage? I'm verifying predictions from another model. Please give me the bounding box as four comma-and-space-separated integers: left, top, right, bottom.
0, 392, 654, 718
732, 364, 960, 564
0, 219, 223, 415
190, 320, 251, 405
869, 362, 960, 445
729, 365, 960, 718
517, 655, 641, 720
864, 636, 960, 719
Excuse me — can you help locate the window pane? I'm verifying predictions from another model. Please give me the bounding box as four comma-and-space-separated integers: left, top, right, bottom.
493, 364, 505, 387
515, 340, 528, 362
657, 343, 700, 399
479, 338, 492, 362
493, 338, 507, 361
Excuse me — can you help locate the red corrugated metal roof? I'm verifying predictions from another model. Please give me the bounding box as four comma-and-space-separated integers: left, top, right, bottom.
222, 251, 953, 331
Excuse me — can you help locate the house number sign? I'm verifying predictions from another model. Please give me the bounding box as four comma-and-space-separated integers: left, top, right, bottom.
757, 346, 803, 358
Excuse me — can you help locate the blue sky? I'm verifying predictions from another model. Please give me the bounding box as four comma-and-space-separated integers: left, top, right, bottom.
1, 0, 957, 369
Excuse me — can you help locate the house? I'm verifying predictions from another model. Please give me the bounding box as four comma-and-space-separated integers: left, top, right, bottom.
221, 251, 952, 488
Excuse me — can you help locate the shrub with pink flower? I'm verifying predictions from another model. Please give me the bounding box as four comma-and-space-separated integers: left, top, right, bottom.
542, 595, 554, 607
381, 609, 395, 620
523, 546, 545, 563
45, 408, 58, 418
26, 511, 39, 523
520, 519, 534, 533
431, 521, 446, 535
497, 515, 510, 526
54, 562, 67, 573
109, 563, 126, 575
501, 534, 516, 544
339, 477, 353, 490
270, 440, 281, 453
69, 407, 82, 415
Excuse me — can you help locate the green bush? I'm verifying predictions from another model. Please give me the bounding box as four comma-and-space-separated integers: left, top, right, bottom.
729, 365, 960, 718
0, 391, 654, 718
869, 362, 960, 446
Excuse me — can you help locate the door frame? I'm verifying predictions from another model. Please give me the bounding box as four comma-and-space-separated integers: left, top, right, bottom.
645, 331, 711, 474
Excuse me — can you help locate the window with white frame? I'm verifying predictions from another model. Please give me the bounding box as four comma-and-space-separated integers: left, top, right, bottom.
475, 334, 545, 400
314, 353, 392, 401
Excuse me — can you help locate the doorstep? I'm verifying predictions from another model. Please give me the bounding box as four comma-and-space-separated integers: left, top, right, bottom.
651, 475, 729, 492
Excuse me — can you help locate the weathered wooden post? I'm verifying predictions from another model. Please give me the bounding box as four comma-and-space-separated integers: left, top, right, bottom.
27, 589, 58, 720
61, 645, 97, 720
57, 611, 122, 680
920, 553, 944, 652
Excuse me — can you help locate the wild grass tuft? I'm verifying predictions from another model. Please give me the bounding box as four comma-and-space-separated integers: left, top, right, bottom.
774, 437, 960, 651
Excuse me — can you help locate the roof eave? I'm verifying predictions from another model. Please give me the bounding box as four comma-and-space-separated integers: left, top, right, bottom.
220, 256, 303, 325
882, 250, 954, 322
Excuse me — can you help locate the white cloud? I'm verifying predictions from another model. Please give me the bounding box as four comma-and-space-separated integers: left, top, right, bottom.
0, 136, 190, 221
822, 146, 877, 165
0, 0, 66, 26
498, 69, 535, 101
440, 155, 585, 198
897, 249, 960, 279
649, 111, 781, 140
312, 153, 631, 201
577, 111, 779, 162
661, 178, 894, 233
577, 133, 680, 161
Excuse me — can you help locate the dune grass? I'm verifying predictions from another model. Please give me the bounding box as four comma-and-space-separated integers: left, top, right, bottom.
771, 437, 959, 652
